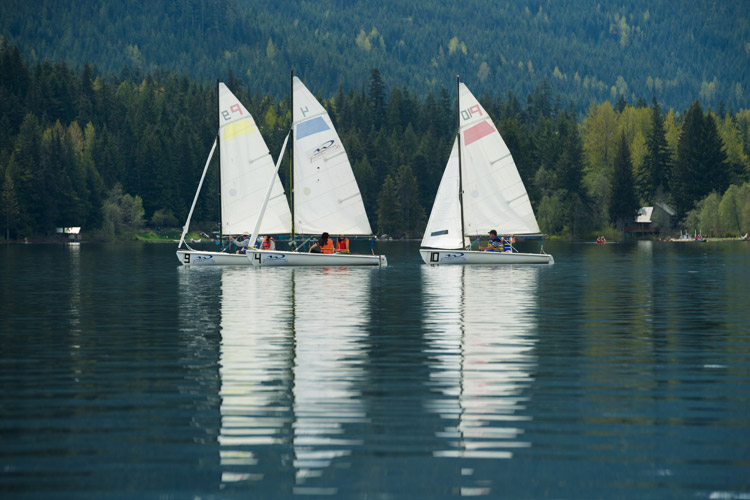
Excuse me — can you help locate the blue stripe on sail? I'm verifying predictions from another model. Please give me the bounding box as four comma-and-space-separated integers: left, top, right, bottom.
296, 117, 330, 140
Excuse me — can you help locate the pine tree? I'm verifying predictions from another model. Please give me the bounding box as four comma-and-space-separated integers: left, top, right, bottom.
701, 111, 730, 195
637, 98, 671, 203
609, 133, 639, 229
368, 68, 386, 130
1, 163, 20, 240
376, 174, 402, 237
394, 165, 425, 236
671, 101, 729, 216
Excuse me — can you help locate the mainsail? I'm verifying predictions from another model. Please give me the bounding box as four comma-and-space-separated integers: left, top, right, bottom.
420, 83, 540, 250
458, 83, 540, 238
292, 77, 372, 236
218, 83, 291, 236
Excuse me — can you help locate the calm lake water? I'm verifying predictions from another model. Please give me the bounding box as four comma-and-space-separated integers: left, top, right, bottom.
1, 240, 749, 499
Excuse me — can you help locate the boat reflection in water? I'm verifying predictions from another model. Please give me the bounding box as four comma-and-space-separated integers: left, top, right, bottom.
290, 267, 373, 495
217, 267, 295, 485
421, 264, 540, 491
199, 266, 375, 494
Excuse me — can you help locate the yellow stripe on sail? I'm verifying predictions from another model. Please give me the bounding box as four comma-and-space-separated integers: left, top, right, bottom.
223, 120, 256, 141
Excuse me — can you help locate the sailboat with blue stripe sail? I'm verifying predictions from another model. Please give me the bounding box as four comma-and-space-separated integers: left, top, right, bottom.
246, 73, 387, 267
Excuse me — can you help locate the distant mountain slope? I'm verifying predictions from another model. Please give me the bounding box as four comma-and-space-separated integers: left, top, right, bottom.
2, 0, 748, 110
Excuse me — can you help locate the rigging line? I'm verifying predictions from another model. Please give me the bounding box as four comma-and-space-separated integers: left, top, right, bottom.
178, 137, 218, 249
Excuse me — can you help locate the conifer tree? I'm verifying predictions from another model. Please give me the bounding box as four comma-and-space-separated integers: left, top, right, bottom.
368, 68, 386, 129
637, 98, 671, 203
376, 174, 401, 237
609, 132, 639, 229
671, 101, 729, 216
1, 164, 20, 239
395, 165, 425, 236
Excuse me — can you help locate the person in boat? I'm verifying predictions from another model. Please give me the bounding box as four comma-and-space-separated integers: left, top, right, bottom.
260, 235, 275, 250
481, 230, 503, 252
309, 232, 334, 254
502, 234, 514, 253
229, 234, 252, 254
336, 235, 350, 253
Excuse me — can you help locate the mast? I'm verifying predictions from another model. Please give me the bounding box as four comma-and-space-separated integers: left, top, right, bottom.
290, 69, 295, 247
216, 79, 223, 244
456, 75, 466, 248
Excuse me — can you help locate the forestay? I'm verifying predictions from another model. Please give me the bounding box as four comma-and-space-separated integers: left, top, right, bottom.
292, 77, 372, 236
219, 83, 291, 236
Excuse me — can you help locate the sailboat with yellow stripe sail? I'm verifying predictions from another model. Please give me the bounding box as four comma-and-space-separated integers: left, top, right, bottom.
177, 82, 291, 265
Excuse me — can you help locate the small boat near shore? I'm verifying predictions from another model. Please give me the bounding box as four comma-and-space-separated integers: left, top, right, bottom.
668, 231, 707, 243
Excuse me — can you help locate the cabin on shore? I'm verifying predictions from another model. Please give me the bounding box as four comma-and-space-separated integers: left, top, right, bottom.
625, 202, 676, 237
56, 227, 82, 241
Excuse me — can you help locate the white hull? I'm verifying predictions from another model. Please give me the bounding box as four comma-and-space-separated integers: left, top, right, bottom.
420, 248, 553, 265
248, 249, 387, 267
177, 250, 251, 266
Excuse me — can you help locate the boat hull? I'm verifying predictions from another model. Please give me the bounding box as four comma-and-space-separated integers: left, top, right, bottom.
248, 250, 387, 267
419, 248, 553, 265
177, 250, 251, 266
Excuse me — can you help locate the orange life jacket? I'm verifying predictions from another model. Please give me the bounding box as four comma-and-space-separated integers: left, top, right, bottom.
320, 239, 334, 254
262, 237, 273, 250
336, 238, 349, 253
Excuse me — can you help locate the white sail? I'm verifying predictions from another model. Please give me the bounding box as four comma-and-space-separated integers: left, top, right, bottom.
292, 77, 372, 236
219, 82, 291, 236
458, 83, 540, 237
420, 138, 464, 249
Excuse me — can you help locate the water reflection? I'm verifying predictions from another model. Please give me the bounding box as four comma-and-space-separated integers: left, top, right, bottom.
291, 267, 373, 495
67, 243, 81, 336
217, 267, 294, 485
181, 266, 376, 494
422, 265, 540, 472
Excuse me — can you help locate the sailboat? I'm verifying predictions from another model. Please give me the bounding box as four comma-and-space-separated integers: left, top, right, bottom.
419, 77, 553, 265
246, 73, 387, 267
177, 82, 292, 266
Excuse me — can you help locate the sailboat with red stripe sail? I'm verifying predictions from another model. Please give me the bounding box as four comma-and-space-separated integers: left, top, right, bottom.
419, 77, 553, 265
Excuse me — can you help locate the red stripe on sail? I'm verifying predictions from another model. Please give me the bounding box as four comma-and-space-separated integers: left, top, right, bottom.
464, 121, 494, 146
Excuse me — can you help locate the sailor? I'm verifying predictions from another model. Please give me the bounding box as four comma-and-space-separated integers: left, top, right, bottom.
261, 235, 275, 250
229, 234, 252, 254
309, 232, 334, 254
336, 235, 350, 253
502, 235, 513, 253
481, 230, 503, 252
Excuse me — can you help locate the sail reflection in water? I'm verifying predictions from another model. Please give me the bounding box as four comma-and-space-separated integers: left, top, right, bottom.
291, 267, 373, 495
187, 266, 375, 493
422, 265, 540, 463
217, 267, 294, 485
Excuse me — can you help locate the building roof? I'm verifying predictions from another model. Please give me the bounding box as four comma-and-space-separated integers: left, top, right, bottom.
635, 207, 653, 224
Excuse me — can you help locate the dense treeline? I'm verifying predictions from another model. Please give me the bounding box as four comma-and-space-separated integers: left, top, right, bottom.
2, 41, 750, 241
1, 0, 748, 113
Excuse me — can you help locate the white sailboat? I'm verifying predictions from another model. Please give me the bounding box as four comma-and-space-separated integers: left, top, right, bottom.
177, 82, 292, 266
246, 74, 387, 267
419, 78, 553, 265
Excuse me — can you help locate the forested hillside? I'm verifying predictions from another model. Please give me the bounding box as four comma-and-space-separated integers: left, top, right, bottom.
2, 41, 750, 241
1, 0, 748, 113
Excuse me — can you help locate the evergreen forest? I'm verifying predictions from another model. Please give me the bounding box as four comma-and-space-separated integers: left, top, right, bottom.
2, 40, 750, 242
1, 0, 748, 114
